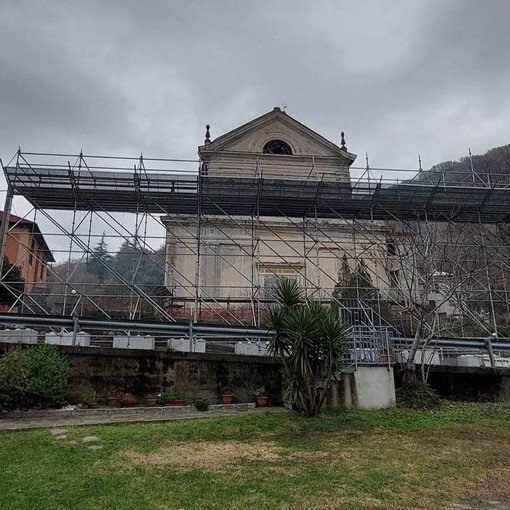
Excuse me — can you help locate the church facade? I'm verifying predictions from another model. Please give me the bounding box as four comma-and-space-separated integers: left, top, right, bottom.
163, 108, 399, 324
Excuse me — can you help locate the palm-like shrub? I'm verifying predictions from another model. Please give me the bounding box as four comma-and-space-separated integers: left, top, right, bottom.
267, 279, 349, 416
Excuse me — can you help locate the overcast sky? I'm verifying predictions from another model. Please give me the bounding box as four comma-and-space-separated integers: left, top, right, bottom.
1, 0, 510, 259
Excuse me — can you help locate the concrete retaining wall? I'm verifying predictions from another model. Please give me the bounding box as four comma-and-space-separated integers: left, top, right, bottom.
330, 366, 396, 410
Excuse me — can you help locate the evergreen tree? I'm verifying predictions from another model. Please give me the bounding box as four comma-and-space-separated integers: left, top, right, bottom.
111, 238, 139, 283
333, 258, 378, 302
333, 253, 350, 299
342, 259, 378, 302
86, 233, 111, 283
111, 239, 164, 286
332, 259, 381, 326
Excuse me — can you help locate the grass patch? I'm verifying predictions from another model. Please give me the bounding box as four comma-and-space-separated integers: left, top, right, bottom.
1, 403, 510, 509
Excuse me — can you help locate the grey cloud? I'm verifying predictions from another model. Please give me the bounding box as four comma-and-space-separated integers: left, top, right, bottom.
1, 0, 510, 259
2, 0, 510, 165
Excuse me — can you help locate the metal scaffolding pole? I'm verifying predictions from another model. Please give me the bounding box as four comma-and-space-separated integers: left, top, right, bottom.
0, 187, 14, 278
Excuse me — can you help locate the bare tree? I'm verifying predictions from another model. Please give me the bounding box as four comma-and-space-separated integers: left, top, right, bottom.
387, 219, 486, 386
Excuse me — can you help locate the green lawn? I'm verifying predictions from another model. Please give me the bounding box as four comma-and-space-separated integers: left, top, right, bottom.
1, 403, 510, 510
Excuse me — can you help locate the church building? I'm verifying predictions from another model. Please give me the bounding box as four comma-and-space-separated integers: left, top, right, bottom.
163, 107, 396, 324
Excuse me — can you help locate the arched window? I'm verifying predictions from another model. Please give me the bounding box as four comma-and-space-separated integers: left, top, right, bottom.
262, 140, 293, 155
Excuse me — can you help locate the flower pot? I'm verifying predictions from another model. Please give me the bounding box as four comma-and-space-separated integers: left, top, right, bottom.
167, 399, 185, 406
146, 398, 157, 407
221, 394, 234, 405
256, 396, 268, 407
87, 401, 98, 409
107, 397, 117, 407
380, 352, 391, 363
118, 392, 138, 407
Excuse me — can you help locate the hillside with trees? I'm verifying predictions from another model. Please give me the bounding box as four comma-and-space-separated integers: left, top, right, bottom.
415, 144, 510, 185
41, 237, 168, 319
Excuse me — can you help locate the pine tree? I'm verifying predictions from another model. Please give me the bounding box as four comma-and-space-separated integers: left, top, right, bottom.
112, 238, 139, 283
333, 253, 350, 299
111, 239, 165, 286
335, 259, 377, 302
86, 233, 111, 283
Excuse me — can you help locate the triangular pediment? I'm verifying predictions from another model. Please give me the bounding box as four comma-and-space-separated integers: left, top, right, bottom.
200, 108, 356, 162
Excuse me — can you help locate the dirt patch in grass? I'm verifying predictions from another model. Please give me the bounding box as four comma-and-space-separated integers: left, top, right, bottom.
126, 440, 332, 472
121, 425, 510, 508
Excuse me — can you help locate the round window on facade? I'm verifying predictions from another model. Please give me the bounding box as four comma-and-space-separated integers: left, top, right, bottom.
262, 140, 293, 155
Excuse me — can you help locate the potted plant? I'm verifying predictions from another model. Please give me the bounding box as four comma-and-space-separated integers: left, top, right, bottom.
220, 385, 234, 405
169, 390, 186, 406
118, 392, 138, 407
106, 395, 117, 407
254, 386, 268, 407
159, 391, 185, 406
87, 391, 98, 409
146, 394, 158, 407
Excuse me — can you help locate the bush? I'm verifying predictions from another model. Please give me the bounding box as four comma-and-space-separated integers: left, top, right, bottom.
396, 383, 442, 410
0, 349, 25, 410
0, 345, 70, 411
194, 397, 210, 411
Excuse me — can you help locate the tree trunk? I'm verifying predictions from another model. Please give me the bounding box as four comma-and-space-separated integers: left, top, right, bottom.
403, 321, 423, 388
402, 363, 419, 388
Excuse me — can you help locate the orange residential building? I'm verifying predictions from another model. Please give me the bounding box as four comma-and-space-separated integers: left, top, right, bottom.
0, 212, 55, 291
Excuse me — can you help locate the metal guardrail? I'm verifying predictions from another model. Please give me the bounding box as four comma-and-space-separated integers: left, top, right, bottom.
392, 336, 510, 352
340, 326, 393, 369
0, 313, 274, 341
1, 314, 509, 370
344, 327, 510, 369
391, 334, 510, 369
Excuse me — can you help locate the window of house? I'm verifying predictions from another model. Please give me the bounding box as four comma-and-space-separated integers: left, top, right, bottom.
33, 258, 39, 282
28, 238, 35, 266
262, 140, 293, 155
386, 237, 397, 256
259, 266, 300, 300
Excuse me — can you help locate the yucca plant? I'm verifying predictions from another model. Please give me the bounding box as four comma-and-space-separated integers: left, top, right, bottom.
267, 278, 349, 416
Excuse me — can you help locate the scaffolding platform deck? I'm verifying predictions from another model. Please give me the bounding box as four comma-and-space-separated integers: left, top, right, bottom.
4, 163, 510, 223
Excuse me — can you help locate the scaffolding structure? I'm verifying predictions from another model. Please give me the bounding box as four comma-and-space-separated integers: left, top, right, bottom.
1, 149, 510, 347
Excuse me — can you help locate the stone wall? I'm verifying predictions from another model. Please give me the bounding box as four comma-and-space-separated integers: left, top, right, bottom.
51, 346, 282, 405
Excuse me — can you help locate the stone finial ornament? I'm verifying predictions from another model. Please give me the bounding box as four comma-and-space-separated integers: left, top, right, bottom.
205, 124, 211, 145
340, 131, 347, 150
